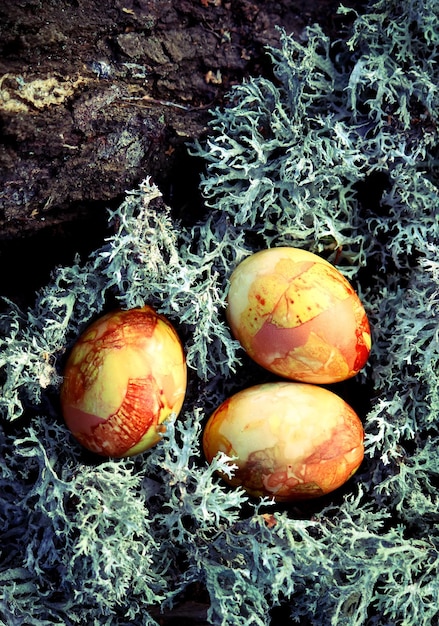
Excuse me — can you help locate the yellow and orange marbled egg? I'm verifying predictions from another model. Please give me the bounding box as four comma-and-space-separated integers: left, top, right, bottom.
60, 305, 187, 457
203, 382, 364, 501
226, 247, 371, 384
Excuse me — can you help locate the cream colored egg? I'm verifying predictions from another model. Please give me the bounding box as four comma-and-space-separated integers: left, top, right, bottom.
203, 382, 364, 501
61, 306, 187, 457
227, 247, 371, 383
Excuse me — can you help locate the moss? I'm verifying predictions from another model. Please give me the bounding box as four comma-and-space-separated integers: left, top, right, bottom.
1, 0, 439, 624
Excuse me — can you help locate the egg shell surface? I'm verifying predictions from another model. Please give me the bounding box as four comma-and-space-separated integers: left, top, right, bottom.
203, 382, 364, 501
226, 247, 371, 384
61, 306, 187, 457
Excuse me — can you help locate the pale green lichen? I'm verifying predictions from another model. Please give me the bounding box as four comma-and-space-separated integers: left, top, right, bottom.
1, 0, 439, 624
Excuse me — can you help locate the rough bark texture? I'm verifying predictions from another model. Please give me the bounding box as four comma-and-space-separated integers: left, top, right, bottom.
0, 0, 363, 304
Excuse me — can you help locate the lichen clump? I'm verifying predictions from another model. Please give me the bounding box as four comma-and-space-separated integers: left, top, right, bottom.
1, 0, 439, 624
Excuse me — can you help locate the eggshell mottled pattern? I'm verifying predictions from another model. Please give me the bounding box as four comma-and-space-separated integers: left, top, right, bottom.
61, 306, 187, 457
203, 382, 364, 501
226, 247, 371, 384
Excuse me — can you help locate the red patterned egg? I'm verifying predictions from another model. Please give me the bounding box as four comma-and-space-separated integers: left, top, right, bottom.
203, 382, 364, 501
60, 306, 187, 457
226, 247, 371, 383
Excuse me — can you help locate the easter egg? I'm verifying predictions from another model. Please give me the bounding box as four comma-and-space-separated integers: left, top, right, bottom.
226, 247, 371, 383
60, 305, 187, 457
202, 382, 364, 501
